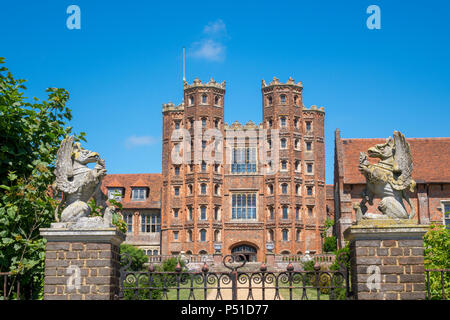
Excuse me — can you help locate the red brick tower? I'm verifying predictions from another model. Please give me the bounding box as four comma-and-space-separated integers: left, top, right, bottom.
161, 78, 226, 255
261, 77, 326, 254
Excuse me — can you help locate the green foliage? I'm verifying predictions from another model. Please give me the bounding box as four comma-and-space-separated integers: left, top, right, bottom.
328, 243, 350, 300
0, 57, 85, 299
330, 243, 350, 271
87, 195, 127, 234
301, 259, 315, 271
157, 257, 187, 272
120, 244, 148, 271
323, 236, 337, 253
423, 224, 450, 299
121, 256, 187, 300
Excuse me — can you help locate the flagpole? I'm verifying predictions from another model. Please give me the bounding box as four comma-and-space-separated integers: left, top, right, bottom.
183, 47, 186, 82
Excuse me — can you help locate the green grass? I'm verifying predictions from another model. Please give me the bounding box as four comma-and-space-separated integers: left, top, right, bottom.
279, 287, 330, 300
165, 279, 216, 300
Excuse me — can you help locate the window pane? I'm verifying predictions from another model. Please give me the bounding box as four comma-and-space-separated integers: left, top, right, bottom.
232, 193, 256, 220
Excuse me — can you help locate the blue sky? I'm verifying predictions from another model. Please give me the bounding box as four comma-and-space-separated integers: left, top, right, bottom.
1, 0, 449, 184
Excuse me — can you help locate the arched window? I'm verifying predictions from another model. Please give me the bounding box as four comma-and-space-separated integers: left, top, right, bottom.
268, 184, 273, 194
214, 207, 220, 220
295, 160, 301, 172
200, 183, 207, 194
296, 184, 301, 195
281, 160, 288, 171
280, 138, 287, 149
282, 229, 289, 241
199, 250, 207, 255
199, 229, 207, 242
281, 250, 290, 255
214, 230, 220, 242
189, 95, 194, 105
153, 250, 158, 255
296, 229, 301, 241
269, 207, 274, 220
294, 95, 298, 106
281, 183, 288, 194
280, 94, 286, 104
188, 184, 193, 194
280, 117, 286, 127
200, 206, 207, 220
295, 139, 301, 150
187, 229, 193, 242
214, 184, 220, 195
214, 95, 219, 105
282, 206, 288, 219
202, 94, 207, 104
267, 96, 272, 106
268, 229, 274, 242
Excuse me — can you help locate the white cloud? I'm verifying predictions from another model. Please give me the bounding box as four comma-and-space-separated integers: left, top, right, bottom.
125, 135, 158, 149
190, 19, 228, 62
203, 19, 226, 36
191, 39, 226, 62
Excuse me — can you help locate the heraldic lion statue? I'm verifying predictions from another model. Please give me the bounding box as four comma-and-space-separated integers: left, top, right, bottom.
52, 136, 114, 229
354, 131, 416, 222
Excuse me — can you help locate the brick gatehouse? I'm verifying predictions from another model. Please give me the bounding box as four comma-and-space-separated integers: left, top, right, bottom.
102, 77, 328, 262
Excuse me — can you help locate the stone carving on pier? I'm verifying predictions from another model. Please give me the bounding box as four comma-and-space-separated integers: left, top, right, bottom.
52, 136, 114, 229
354, 131, 416, 223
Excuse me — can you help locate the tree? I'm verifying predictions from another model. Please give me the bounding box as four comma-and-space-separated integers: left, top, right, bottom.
423, 224, 450, 299
120, 244, 148, 271
0, 57, 86, 299
322, 219, 337, 253
323, 236, 337, 253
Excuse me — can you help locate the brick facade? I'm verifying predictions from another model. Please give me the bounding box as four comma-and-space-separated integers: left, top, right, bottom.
101, 174, 162, 255
160, 77, 327, 261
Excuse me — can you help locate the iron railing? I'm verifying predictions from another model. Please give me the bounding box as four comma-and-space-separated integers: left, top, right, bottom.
118, 252, 351, 300
0, 272, 21, 300
425, 269, 450, 300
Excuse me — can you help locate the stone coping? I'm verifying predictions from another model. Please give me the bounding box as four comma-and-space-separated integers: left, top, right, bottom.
40, 227, 126, 245
344, 220, 429, 241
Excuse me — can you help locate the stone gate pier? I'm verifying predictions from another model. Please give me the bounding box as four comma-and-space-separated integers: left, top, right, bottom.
40, 227, 125, 300
344, 220, 428, 300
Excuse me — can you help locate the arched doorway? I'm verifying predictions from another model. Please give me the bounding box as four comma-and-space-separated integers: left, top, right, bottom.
231, 244, 257, 262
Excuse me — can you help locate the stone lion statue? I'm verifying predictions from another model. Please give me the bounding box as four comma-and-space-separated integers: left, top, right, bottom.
354, 131, 416, 222
52, 136, 114, 229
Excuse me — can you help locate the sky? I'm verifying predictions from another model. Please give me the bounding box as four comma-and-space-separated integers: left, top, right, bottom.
1, 0, 449, 184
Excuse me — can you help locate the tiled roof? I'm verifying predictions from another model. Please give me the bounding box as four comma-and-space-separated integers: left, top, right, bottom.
341, 137, 450, 184
101, 173, 163, 209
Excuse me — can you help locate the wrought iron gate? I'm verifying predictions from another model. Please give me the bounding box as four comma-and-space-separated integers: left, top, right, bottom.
117, 252, 352, 300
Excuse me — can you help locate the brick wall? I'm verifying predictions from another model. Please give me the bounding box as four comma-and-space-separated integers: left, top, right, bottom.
40, 228, 125, 300
345, 224, 428, 300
